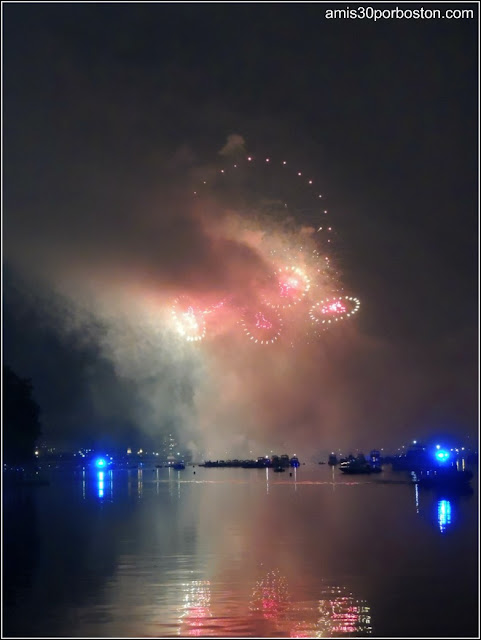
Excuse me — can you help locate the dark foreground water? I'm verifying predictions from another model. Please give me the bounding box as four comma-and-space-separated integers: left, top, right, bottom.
3, 464, 479, 638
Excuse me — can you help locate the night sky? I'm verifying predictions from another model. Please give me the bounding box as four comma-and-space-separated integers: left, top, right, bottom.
3, 4, 478, 456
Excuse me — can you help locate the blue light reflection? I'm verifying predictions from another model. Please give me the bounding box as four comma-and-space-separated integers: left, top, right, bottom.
437, 499, 453, 533
98, 471, 105, 498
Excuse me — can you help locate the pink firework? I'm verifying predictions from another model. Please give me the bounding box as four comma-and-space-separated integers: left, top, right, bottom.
321, 300, 346, 314
309, 296, 360, 327
279, 276, 300, 297
265, 266, 310, 308
256, 312, 273, 329
241, 306, 283, 344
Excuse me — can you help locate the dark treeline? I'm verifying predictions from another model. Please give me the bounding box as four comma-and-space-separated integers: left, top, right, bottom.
3, 365, 42, 465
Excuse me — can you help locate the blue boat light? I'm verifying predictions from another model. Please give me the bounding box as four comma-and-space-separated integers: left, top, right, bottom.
95, 457, 107, 468
434, 449, 450, 462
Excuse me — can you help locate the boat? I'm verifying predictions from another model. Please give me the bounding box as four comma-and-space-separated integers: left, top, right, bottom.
273, 466, 286, 473
280, 454, 290, 468
290, 456, 300, 468
339, 454, 381, 474
413, 466, 473, 490
339, 459, 372, 474
241, 460, 259, 468
328, 454, 338, 466
391, 442, 430, 471
173, 462, 185, 470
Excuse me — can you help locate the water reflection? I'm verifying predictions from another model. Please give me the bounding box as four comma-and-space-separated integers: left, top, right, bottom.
250, 569, 290, 620
96, 469, 114, 500
249, 571, 371, 637
413, 480, 470, 534
98, 471, 105, 498
437, 499, 453, 533
3, 466, 477, 637
414, 483, 419, 513
289, 586, 372, 637
314, 586, 372, 636
178, 580, 212, 636
137, 468, 143, 498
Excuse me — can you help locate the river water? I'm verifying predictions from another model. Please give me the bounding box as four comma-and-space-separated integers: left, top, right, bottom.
3, 464, 478, 637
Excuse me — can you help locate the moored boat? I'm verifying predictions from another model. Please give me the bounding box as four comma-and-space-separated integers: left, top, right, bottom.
413, 467, 473, 490
339, 459, 372, 474
339, 454, 382, 474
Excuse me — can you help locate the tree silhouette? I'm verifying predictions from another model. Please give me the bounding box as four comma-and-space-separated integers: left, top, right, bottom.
3, 366, 42, 465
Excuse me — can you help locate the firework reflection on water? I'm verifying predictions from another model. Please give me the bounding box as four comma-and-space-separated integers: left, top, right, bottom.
249, 570, 371, 637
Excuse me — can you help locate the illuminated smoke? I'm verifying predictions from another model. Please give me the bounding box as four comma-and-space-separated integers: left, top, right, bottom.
4, 135, 372, 456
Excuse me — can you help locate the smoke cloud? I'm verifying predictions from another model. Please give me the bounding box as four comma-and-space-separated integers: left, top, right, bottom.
5, 134, 472, 458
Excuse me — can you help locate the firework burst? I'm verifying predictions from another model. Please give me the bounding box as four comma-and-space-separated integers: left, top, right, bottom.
171, 297, 207, 342
309, 296, 360, 328
240, 306, 283, 345
169, 149, 360, 345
